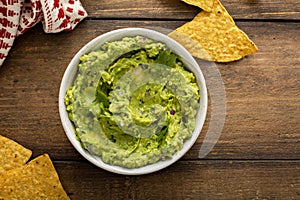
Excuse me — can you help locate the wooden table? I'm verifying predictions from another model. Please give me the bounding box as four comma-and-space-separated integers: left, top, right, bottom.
0, 0, 299, 199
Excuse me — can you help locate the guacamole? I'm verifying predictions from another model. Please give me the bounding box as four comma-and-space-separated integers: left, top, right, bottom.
64, 36, 200, 168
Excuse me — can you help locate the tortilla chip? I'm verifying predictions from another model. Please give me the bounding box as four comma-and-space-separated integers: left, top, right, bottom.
181, 0, 214, 12
169, 0, 258, 62
0, 154, 70, 200
0, 135, 32, 173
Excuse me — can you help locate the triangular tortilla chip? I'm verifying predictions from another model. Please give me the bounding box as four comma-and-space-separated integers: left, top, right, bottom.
181, 0, 214, 12
169, 0, 258, 62
0, 154, 70, 199
0, 135, 32, 173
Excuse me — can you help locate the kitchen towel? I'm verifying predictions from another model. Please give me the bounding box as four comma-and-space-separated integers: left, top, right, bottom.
0, 0, 87, 66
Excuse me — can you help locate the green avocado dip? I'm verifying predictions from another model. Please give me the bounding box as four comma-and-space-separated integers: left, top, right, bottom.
64, 35, 200, 168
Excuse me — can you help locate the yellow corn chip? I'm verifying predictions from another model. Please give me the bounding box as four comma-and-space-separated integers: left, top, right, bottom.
0, 135, 32, 173
181, 0, 214, 12
0, 154, 70, 200
169, 0, 258, 62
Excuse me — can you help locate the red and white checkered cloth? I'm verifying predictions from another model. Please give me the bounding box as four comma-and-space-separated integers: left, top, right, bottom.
0, 0, 87, 66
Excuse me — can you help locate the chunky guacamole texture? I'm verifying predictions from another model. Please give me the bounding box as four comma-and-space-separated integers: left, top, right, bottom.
65, 36, 200, 168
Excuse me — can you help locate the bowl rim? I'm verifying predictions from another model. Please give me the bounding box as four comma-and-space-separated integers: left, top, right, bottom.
59, 27, 208, 175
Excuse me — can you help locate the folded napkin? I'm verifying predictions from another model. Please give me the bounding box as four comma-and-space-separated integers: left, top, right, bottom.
0, 0, 88, 66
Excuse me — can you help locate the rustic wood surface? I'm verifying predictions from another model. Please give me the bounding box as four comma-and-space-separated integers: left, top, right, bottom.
0, 0, 299, 199
81, 0, 300, 20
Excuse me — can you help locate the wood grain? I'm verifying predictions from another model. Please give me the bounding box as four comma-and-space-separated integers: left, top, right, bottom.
0, 1, 299, 198
81, 0, 300, 20
0, 20, 299, 160
55, 160, 300, 200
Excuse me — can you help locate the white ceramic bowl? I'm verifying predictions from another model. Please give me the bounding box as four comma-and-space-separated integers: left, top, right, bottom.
59, 28, 208, 175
